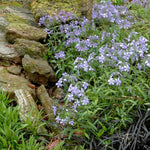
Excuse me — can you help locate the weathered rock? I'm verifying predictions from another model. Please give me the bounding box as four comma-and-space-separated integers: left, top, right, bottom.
13, 38, 46, 58
22, 55, 56, 85
15, 89, 47, 134
37, 85, 55, 121
0, 31, 21, 63
0, 17, 9, 31
7, 65, 22, 75
0, 66, 35, 98
3, 6, 37, 26
53, 87, 65, 100
23, 0, 33, 9
31, 0, 82, 22
5, 23, 47, 44
0, 61, 11, 67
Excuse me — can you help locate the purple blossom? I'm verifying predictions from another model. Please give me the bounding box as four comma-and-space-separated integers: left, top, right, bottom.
55, 51, 66, 59
69, 120, 74, 125
74, 57, 94, 72
145, 56, 150, 67
68, 84, 81, 97
75, 40, 89, 52
108, 77, 115, 85
56, 78, 63, 87
72, 100, 80, 112
55, 116, 61, 124
88, 52, 95, 62
67, 93, 74, 102
81, 96, 89, 105
96, 55, 105, 63
52, 105, 57, 116
92, 1, 133, 29
137, 63, 142, 70
119, 63, 130, 72
115, 78, 122, 86
82, 82, 89, 90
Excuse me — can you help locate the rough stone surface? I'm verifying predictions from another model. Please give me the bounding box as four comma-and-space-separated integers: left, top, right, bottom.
0, 16, 9, 31
31, 0, 82, 21
7, 65, 22, 75
5, 23, 47, 44
0, 31, 21, 63
13, 38, 46, 58
22, 55, 56, 85
15, 89, 47, 134
0, 66, 35, 98
23, 0, 34, 9
37, 85, 55, 121
3, 6, 37, 26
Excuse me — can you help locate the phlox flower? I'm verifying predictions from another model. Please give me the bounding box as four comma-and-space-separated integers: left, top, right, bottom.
108, 77, 115, 85
52, 105, 57, 116
55, 51, 66, 59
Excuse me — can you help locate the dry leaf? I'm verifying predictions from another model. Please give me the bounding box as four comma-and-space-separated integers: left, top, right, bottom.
28, 83, 36, 89
46, 139, 62, 150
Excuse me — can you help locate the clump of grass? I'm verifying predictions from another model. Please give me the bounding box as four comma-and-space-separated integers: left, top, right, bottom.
0, 91, 45, 150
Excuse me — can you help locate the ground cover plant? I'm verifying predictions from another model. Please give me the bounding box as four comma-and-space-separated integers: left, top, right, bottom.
0, 0, 150, 150
0, 91, 46, 150
38, 0, 150, 149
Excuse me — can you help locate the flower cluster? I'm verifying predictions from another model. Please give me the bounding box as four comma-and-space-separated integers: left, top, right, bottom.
74, 57, 94, 72
39, 1, 150, 128
108, 72, 122, 86
56, 72, 78, 88
92, 1, 133, 29
54, 51, 66, 59
95, 31, 149, 85
54, 74, 89, 126
38, 11, 76, 27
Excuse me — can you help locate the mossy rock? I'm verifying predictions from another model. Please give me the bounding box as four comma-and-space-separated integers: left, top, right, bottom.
0, 1, 22, 10
0, 66, 34, 98
5, 23, 47, 44
31, 0, 82, 22
3, 13, 29, 24
14, 38, 46, 58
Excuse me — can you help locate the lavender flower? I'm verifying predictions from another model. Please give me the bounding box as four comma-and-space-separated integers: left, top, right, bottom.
82, 82, 89, 90
96, 55, 105, 63
108, 77, 115, 85
55, 51, 66, 59
52, 105, 57, 116
145, 55, 150, 67
119, 63, 130, 72
115, 78, 122, 86
75, 40, 89, 52
74, 57, 94, 72
92, 1, 133, 29
56, 78, 63, 88
67, 93, 74, 102
137, 63, 142, 70
81, 96, 89, 105
69, 120, 74, 125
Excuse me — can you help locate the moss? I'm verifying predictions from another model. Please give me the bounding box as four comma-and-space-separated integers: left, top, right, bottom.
0, 1, 22, 10
5, 23, 47, 43
31, 0, 82, 21
3, 13, 29, 24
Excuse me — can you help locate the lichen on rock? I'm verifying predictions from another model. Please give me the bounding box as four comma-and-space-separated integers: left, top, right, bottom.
31, 0, 82, 22
5, 23, 47, 44
13, 38, 47, 58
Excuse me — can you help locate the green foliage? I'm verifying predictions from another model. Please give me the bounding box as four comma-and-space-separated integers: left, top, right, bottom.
42, 2, 150, 149
0, 91, 45, 150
